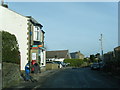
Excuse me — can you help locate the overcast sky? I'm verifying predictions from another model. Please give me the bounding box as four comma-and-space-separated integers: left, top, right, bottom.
8, 2, 118, 57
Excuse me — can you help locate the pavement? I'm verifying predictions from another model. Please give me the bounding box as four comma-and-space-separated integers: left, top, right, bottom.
6, 69, 61, 89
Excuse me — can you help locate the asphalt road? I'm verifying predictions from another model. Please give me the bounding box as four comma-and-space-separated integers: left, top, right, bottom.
4, 67, 120, 89
39, 67, 120, 88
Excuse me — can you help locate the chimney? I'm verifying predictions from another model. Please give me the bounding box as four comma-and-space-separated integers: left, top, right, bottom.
1, 0, 3, 5
1, 0, 8, 8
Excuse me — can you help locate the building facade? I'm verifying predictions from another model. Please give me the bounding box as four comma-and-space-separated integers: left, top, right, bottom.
114, 46, 120, 61
70, 51, 84, 59
103, 46, 120, 63
0, 5, 46, 71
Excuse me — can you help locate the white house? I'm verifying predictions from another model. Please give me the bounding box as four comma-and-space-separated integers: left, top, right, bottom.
46, 50, 71, 62
0, 5, 46, 71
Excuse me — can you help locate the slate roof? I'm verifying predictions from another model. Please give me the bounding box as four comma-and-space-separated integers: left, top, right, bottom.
46, 50, 70, 58
70, 51, 84, 59
26, 16, 43, 28
70, 53, 76, 58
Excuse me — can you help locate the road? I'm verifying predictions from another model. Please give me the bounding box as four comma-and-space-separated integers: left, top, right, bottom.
6, 67, 120, 89
39, 67, 120, 88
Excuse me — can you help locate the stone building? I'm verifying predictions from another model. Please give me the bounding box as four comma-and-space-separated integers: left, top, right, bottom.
114, 46, 120, 61
70, 51, 84, 59
103, 51, 115, 63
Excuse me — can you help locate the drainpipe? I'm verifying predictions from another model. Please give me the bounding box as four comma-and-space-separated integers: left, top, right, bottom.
28, 20, 32, 73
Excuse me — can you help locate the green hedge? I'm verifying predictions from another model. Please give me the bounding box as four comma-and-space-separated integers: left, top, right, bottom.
64, 59, 84, 67
1, 31, 20, 64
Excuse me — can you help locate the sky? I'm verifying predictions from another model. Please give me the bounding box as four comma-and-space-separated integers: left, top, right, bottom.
7, 2, 118, 57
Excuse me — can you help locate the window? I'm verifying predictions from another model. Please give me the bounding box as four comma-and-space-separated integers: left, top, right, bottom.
33, 26, 41, 41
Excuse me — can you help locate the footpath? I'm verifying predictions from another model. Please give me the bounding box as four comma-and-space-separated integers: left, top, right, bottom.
6, 69, 62, 89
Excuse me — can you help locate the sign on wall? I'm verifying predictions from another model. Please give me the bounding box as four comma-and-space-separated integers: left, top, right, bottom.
32, 53, 36, 60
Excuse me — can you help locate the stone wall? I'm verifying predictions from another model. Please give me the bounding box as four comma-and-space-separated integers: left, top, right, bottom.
40, 66, 46, 72
46, 63, 59, 70
2, 62, 21, 88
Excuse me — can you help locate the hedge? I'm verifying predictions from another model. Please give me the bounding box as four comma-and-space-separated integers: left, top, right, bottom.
1, 31, 20, 64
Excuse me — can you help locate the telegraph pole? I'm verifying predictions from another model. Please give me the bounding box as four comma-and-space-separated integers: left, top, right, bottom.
99, 34, 104, 61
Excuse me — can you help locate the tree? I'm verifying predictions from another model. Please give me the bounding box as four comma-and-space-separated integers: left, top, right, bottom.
64, 59, 84, 67
1, 31, 20, 64
90, 54, 95, 62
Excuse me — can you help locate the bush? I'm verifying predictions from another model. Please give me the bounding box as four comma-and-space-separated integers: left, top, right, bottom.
1, 31, 20, 64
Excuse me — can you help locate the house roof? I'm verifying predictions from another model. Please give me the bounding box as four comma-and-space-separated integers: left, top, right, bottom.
70, 51, 84, 58
0, 5, 27, 18
70, 53, 76, 58
26, 16, 43, 28
46, 50, 69, 58
114, 46, 120, 51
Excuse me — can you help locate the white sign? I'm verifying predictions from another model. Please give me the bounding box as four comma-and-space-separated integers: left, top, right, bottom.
32, 53, 36, 60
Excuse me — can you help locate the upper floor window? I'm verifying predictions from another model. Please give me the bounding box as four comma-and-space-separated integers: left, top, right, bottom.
33, 26, 41, 41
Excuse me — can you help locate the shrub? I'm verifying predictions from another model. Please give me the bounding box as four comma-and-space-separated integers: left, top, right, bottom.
64, 59, 84, 67
1, 31, 20, 64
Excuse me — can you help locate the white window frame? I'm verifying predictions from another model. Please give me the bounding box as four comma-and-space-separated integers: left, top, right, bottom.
33, 26, 41, 41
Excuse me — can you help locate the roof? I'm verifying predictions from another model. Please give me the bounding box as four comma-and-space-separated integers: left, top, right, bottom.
0, 5, 27, 18
26, 16, 43, 28
0, 5, 43, 29
70, 51, 84, 56
46, 50, 69, 58
70, 51, 84, 58
114, 46, 120, 51
70, 53, 76, 58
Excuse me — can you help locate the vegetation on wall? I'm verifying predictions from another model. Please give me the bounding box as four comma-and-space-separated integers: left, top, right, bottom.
1, 31, 20, 64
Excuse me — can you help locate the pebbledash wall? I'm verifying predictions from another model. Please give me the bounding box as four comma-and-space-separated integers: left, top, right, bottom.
0, 5, 29, 70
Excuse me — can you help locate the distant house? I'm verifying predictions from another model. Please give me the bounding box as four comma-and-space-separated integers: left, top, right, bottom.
46, 50, 71, 62
70, 51, 84, 59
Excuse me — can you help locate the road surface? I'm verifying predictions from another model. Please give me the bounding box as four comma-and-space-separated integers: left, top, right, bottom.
5, 67, 120, 89
39, 67, 120, 88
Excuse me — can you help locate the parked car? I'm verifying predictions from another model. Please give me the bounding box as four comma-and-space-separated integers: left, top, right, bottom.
99, 62, 105, 70
91, 62, 105, 70
90, 63, 100, 70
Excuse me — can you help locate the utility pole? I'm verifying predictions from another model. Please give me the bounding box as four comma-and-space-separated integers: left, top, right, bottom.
99, 34, 104, 61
